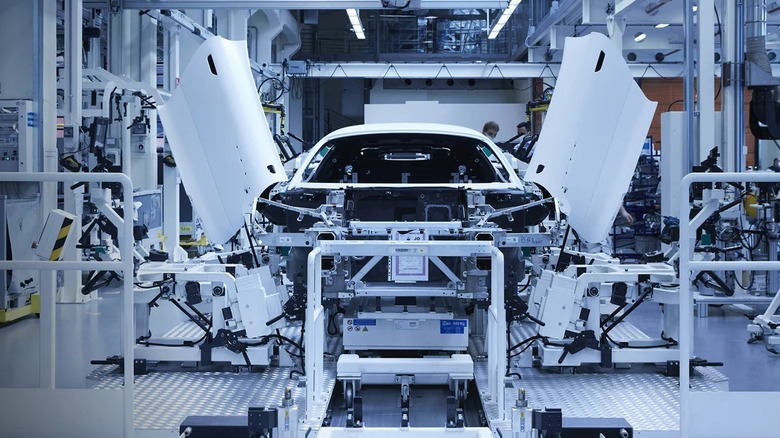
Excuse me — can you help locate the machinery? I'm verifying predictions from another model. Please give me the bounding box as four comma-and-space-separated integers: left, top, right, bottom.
126, 32, 671, 436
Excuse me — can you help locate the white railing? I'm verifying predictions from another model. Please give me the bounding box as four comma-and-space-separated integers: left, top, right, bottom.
679, 171, 780, 437
0, 172, 134, 437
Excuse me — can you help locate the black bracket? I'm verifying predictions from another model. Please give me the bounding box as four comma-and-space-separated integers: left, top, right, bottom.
346, 396, 363, 428
248, 406, 277, 438
446, 396, 465, 428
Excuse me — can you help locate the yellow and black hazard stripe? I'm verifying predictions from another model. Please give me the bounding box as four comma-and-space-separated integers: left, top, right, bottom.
49, 216, 74, 261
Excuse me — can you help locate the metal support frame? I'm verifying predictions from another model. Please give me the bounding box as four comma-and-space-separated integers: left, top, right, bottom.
305, 240, 506, 422
679, 171, 780, 437
269, 61, 689, 80
0, 172, 134, 437
114, 0, 507, 9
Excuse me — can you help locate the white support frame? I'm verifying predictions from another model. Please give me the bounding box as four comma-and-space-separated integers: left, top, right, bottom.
0, 172, 134, 438
305, 240, 506, 422
679, 172, 780, 437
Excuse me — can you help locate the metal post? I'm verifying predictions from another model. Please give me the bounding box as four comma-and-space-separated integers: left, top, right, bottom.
305, 247, 324, 420
735, 0, 745, 172
721, 0, 738, 172
39, 268, 57, 388
698, 2, 715, 165
487, 246, 506, 419
684, 0, 696, 174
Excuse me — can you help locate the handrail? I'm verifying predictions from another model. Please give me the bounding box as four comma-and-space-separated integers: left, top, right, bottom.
678, 171, 780, 437
0, 172, 134, 438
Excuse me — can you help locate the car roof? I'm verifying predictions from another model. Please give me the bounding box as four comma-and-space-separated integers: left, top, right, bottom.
319, 123, 487, 142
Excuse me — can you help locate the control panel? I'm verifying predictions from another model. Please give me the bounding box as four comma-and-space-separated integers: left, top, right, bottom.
0, 100, 34, 172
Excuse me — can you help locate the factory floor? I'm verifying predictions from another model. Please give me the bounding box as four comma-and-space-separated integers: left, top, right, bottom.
0, 289, 780, 391
0, 287, 777, 391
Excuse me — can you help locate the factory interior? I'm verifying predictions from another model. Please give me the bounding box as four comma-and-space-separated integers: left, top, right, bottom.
2, 0, 780, 437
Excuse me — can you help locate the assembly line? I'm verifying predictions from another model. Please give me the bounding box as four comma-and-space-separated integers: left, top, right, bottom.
0, 1, 779, 437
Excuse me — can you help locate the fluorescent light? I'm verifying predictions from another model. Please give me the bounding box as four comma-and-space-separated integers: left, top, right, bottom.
488, 0, 523, 39
346, 9, 365, 40
634, 32, 647, 42
655, 23, 669, 29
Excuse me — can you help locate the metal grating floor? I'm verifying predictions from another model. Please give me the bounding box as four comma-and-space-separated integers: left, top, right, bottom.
89, 362, 336, 433
474, 361, 727, 435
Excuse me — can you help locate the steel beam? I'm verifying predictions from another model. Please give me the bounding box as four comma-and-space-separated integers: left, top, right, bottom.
273, 61, 687, 79
118, 0, 505, 10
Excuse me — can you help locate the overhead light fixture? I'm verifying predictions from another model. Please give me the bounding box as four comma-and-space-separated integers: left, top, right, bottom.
488, 0, 522, 40
634, 32, 647, 42
655, 23, 669, 29
692, 4, 698, 12
346, 9, 365, 40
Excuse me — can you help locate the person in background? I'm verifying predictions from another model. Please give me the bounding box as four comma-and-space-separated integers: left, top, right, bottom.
769, 157, 780, 172
516, 121, 530, 139
482, 121, 499, 140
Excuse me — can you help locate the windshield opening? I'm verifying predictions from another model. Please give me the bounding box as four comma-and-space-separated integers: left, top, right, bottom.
302, 133, 512, 184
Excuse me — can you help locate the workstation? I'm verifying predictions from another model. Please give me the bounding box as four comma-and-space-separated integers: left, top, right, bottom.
0, 1, 779, 437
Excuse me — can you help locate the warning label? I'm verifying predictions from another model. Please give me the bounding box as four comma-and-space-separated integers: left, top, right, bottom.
440, 320, 467, 334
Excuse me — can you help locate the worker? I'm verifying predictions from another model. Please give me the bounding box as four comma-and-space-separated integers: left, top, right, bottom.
516, 121, 530, 138
769, 157, 780, 172
510, 122, 532, 157
513, 122, 540, 163
482, 121, 499, 139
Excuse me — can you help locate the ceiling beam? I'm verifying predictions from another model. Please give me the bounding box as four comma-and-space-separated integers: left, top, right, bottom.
119, 0, 505, 9
272, 61, 690, 79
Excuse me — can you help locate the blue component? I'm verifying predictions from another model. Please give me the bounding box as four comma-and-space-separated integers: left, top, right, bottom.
27, 112, 38, 127
440, 319, 467, 334
352, 319, 377, 326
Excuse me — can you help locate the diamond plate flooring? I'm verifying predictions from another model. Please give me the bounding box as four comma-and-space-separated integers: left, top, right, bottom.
89, 363, 336, 432
474, 361, 726, 433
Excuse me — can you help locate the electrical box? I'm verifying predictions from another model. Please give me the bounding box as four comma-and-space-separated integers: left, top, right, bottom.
286, 60, 307, 75
0, 100, 34, 172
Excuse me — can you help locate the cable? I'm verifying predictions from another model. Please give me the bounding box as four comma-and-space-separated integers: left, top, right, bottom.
603, 331, 677, 349
243, 222, 262, 268
667, 99, 684, 112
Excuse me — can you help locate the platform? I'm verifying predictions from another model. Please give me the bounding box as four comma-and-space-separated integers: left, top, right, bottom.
693, 291, 773, 317
474, 361, 727, 437
89, 362, 337, 437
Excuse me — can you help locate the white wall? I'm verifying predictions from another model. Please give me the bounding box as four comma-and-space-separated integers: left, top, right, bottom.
0, 0, 34, 99
365, 100, 526, 143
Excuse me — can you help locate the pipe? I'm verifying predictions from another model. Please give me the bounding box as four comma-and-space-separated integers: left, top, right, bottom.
736, 1, 745, 172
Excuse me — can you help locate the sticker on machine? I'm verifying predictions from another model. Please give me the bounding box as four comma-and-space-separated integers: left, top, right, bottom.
390, 230, 429, 282
394, 320, 420, 330
440, 320, 467, 334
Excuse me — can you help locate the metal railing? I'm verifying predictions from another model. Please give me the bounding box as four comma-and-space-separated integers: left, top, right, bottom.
679, 171, 780, 437
0, 172, 134, 437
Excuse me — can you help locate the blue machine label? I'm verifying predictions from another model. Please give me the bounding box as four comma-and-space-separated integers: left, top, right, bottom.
27, 112, 38, 127
351, 319, 376, 326
440, 320, 467, 334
